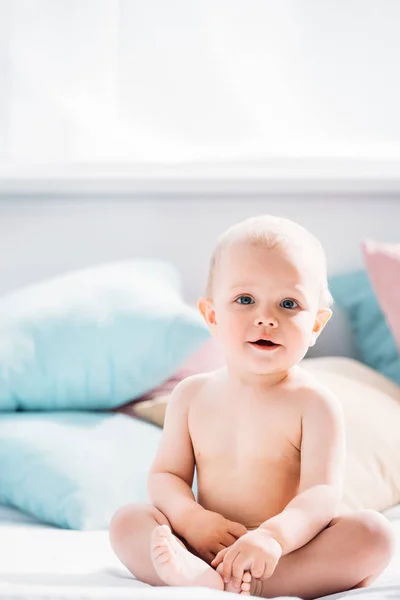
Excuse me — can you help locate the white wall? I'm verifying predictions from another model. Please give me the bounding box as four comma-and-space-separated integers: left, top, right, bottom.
0, 193, 399, 359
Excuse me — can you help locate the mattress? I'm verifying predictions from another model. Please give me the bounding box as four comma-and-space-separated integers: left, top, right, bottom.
0, 504, 399, 600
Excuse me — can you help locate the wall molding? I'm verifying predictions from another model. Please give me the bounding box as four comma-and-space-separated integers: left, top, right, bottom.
1, 158, 400, 196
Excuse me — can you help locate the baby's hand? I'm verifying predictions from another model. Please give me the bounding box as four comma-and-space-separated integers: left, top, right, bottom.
211, 529, 282, 588
182, 508, 247, 564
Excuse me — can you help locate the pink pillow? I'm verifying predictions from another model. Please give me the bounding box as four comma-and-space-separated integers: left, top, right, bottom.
115, 338, 225, 414
362, 240, 400, 353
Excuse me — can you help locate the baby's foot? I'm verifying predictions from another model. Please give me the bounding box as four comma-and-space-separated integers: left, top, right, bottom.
151, 525, 223, 590
217, 564, 252, 595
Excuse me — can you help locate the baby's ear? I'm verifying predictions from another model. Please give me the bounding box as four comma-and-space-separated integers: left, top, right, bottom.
198, 297, 217, 331
309, 308, 332, 347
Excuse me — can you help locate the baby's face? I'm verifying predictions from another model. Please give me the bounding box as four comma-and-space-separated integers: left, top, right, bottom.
205, 242, 329, 376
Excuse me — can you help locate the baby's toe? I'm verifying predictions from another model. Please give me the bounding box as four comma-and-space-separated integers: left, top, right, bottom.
240, 572, 252, 595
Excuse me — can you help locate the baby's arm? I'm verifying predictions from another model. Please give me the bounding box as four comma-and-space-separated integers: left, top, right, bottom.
259, 385, 346, 555
148, 377, 202, 537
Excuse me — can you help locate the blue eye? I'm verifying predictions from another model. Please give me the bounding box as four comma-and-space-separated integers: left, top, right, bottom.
235, 295, 255, 305
280, 298, 298, 310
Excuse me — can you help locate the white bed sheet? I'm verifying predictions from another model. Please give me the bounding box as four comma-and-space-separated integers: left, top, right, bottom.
0, 504, 398, 600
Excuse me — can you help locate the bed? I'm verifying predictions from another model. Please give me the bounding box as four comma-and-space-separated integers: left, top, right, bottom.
0, 502, 398, 600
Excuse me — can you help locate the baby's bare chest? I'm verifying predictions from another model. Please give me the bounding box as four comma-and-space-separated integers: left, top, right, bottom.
188, 397, 302, 467
186, 380, 307, 525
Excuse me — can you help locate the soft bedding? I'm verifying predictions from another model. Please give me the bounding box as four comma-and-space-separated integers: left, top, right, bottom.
0, 259, 209, 411
0, 505, 399, 600
0, 412, 162, 530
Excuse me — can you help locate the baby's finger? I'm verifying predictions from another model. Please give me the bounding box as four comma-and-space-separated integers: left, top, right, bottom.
231, 554, 249, 589
211, 547, 228, 567
263, 560, 277, 580
228, 521, 248, 538
250, 558, 265, 580
218, 546, 229, 560
221, 548, 240, 583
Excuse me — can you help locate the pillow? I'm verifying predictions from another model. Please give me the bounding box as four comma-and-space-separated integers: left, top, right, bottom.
329, 270, 400, 385
302, 357, 400, 512
131, 356, 400, 513
0, 411, 163, 530
132, 394, 170, 428
362, 239, 400, 355
115, 337, 225, 419
0, 260, 210, 410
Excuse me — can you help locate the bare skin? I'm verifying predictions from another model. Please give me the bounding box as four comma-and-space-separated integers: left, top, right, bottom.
110, 368, 395, 597
190, 367, 304, 528
109, 239, 395, 598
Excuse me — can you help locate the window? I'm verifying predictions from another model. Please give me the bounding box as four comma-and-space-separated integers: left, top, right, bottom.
1, 0, 400, 191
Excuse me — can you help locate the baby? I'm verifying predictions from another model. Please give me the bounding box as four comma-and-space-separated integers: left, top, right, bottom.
109, 215, 394, 599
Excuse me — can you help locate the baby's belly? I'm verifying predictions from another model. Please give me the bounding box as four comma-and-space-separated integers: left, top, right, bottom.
196, 457, 300, 529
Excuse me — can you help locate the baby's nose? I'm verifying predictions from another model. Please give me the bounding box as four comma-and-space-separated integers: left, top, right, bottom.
254, 315, 278, 328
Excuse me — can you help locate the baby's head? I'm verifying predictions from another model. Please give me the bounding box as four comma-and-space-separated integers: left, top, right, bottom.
199, 215, 333, 379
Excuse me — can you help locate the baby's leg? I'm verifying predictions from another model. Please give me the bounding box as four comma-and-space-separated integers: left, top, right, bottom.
109, 503, 223, 590
251, 510, 395, 599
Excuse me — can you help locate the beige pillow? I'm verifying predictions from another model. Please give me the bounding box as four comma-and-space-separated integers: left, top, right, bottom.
302, 357, 400, 512
132, 395, 170, 428
132, 357, 400, 512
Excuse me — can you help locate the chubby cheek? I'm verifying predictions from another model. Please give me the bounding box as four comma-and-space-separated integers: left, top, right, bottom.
286, 313, 315, 349
214, 308, 247, 345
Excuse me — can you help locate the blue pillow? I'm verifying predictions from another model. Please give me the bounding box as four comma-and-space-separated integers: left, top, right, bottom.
329, 270, 400, 385
0, 260, 210, 410
0, 411, 163, 529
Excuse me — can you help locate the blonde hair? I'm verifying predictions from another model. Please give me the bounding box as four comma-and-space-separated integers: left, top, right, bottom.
206, 215, 333, 308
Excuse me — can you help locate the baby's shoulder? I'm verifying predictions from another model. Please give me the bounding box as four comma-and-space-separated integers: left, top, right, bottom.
289, 365, 342, 413
171, 368, 225, 405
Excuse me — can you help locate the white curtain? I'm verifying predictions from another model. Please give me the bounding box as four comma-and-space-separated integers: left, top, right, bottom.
1, 0, 400, 165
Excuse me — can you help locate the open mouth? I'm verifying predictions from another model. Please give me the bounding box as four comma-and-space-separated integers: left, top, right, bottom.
250, 339, 280, 348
